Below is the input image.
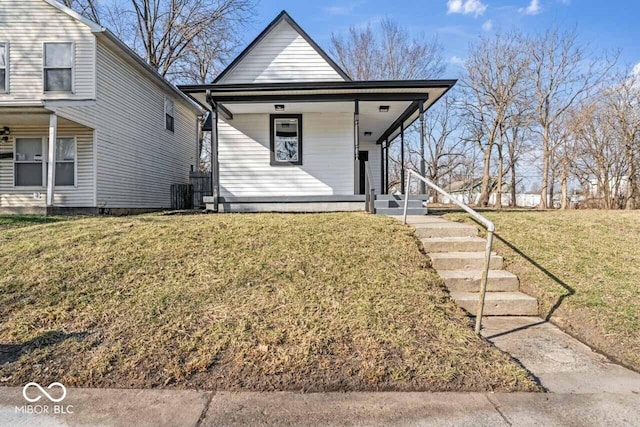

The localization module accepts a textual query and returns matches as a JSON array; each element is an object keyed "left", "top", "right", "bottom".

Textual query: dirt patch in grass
[
  {"left": 0, "top": 213, "right": 538, "bottom": 391},
  {"left": 446, "top": 210, "right": 640, "bottom": 372}
]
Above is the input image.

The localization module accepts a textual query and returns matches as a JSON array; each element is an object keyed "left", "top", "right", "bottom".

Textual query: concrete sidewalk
[{"left": 1, "top": 388, "right": 639, "bottom": 427}]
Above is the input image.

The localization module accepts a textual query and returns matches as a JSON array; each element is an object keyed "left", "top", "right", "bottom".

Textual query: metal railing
[
  {"left": 364, "top": 161, "right": 376, "bottom": 214},
  {"left": 403, "top": 170, "right": 495, "bottom": 335}
]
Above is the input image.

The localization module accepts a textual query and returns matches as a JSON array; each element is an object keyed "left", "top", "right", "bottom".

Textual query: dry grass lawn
[
  {"left": 446, "top": 210, "right": 640, "bottom": 371},
  {"left": 0, "top": 213, "right": 537, "bottom": 392}
]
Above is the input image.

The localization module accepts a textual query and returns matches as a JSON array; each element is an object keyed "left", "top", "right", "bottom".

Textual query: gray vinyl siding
[
  {"left": 0, "top": 0, "right": 96, "bottom": 101},
  {"left": 59, "top": 41, "right": 199, "bottom": 208},
  {"left": 219, "top": 20, "right": 345, "bottom": 84},
  {"left": 0, "top": 123, "right": 94, "bottom": 208},
  {"left": 218, "top": 113, "right": 354, "bottom": 197}
]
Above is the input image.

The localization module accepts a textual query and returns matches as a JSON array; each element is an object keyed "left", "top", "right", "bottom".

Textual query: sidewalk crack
[
  {"left": 485, "top": 394, "right": 512, "bottom": 427},
  {"left": 195, "top": 391, "right": 215, "bottom": 427}
]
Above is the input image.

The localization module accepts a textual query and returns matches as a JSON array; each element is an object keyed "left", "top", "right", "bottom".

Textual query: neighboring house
[
  {"left": 0, "top": 0, "right": 202, "bottom": 214},
  {"left": 180, "top": 11, "right": 455, "bottom": 213}
]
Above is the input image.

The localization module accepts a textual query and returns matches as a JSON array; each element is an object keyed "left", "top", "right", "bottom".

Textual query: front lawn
[
  {"left": 446, "top": 210, "right": 640, "bottom": 371},
  {"left": 0, "top": 213, "right": 537, "bottom": 391}
]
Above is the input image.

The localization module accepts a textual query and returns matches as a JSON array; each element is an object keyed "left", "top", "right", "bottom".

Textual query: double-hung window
[
  {"left": 54, "top": 138, "right": 76, "bottom": 186},
  {"left": 44, "top": 42, "right": 73, "bottom": 93},
  {"left": 14, "top": 137, "right": 76, "bottom": 187},
  {"left": 165, "top": 97, "right": 175, "bottom": 132},
  {"left": 0, "top": 42, "right": 7, "bottom": 93},
  {"left": 14, "top": 138, "right": 45, "bottom": 187}
]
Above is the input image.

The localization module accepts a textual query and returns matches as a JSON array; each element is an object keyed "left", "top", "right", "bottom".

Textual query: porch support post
[
  {"left": 419, "top": 102, "right": 426, "bottom": 194},
  {"left": 385, "top": 138, "right": 389, "bottom": 195},
  {"left": 380, "top": 143, "right": 384, "bottom": 195},
  {"left": 400, "top": 123, "right": 405, "bottom": 195},
  {"left": 46, "top": 113, "right": 57, "bottom": 208},
  {"left": 354, "top": 99, "right": 360, "bottom": 196},
  {"left": 206, "top": 90, "right": 220, "bottom": 212}
]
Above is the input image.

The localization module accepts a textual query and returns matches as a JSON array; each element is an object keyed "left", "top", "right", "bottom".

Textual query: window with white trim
[
  {"left": 165, "top": 97, "right": 175, "bottom": 132},
  {"left": 44, "top": 42, "right": 73, "bottom": 92},
  {"left": 0, "top": 42, "right": 7, "bottom": 93},
  {"left": 53, "top": 137, "right": 76, "bottom": 186},
  {"left": 13, "top": 137, "right": 76, "bottom": 187}
]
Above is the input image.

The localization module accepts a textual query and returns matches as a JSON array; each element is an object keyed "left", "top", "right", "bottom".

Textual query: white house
[
  {"left": 0, "top": 0, "right": 203, "bottom": 214},
  {"left": 180, "top": 11, "right": 456, "bottom": 213}
]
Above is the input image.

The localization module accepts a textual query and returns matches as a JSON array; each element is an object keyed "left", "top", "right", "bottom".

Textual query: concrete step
[
  {"left": 438, "top": 269, "right": 520, "bottom": 292},
  {"left": 429, "top": 252, "right": 503, "bottom": 270},
  {"left": 422, "top": 236, "right": 487, "bottom": 253},
  {"left": 450, "top": 292, "right": 538, "bottom": 316},
  {"left": 376, "top": 208, "right": 428, "bottom": 216},
  {"left": 376, "top": 194, "right": 430, "bottom": 201},
  {"left": 413, "top": 223, "right": 479, "bottom": 238},
  {"left": 374, "top": 199, "right": 424, "bottom": 209}
]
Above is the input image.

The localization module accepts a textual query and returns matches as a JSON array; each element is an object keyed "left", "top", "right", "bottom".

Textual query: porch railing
[
  {"left": 403, "top": 169, "right": 495, "bottom": 335},
  {"left": 364, "top": 161, "right": 376, "bottom": 214}
]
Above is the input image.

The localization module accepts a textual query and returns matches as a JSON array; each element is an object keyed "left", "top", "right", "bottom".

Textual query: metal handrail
[
  {"left": 364, "top": 161, "right": 376, "bottom": 213},
  {"left": 403, "top": 169, "right": 495, "bottom": 335}
]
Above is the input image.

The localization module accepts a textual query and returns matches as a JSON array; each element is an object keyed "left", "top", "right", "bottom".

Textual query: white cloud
[
  {"left": 482, "top": 19, "right": 493, "bottom": 31},
  {"left": 520, "top": 0, "right": 541, "bottom": 15},
  {"left": 449, "top": 55, "right": 466, "bottom": 66},
  {"left": 325, "top": 1, "right": 364, "bottom": 16},
  {"left": 447, "top": 0, "right": 487, "bottom": 17}
]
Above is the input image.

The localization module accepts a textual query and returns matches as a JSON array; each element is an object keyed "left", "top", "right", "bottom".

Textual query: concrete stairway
[
  {"left": 374, "top": 195, "right": 428, "bottom": 216},
  {"left": 395, "top": 215, "right": 538, "bottom": 316}
]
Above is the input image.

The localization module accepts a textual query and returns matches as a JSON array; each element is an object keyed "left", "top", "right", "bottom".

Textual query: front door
[{"left": 358, "top": 151, "right": 368, "bottom": 195}]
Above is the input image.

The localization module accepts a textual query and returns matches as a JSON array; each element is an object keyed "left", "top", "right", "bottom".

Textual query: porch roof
[{"left": 181, "top": 79, "right": 456, "bottom": 144}]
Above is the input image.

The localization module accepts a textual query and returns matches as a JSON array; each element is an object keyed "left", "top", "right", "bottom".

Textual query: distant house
[
  {"left": 180, "top": 11, "right": 455, "bottom": 213},
  {"left": 0, "top": 0, "right": 203, "bottom": 214}
]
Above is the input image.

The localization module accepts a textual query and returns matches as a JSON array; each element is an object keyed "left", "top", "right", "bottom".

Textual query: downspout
[{"left": 206, "top": 90, "right": 220, "bottom": 212}]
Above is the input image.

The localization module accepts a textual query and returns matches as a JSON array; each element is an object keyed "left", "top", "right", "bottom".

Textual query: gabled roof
[
  {"left": 41, "top": 0, "right": 202, "bottom": 113},
  {"left": 213, "top": 10, "right": 352, "bottom": 83}
]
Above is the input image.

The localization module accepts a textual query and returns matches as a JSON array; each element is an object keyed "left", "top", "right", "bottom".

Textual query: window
[
  {"left": 54, "top": 138, "right": 76, "bottom": 186},
  {"left": 165, "top": 97, "right": 175, "bottom": 132},
  {"left": 44, "top": 42, "right": 73, "bottom": 92},
  {"left": 15, "top": 138, "right": 45, "bottom": 187},
  {"left": 0, "top": 42, "right": 7, "bottom": 93},
  {"left": 270, "top": 114, "right": 302, "bottom": 166},
  {"left": 13, "top": 137, "right": 75, "bottom": 187}
]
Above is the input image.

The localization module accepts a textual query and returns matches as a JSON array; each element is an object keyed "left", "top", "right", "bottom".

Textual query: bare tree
[
  {"left": 65, "top": 0, "right": 255, "bottom": 80},
  {"left": 61, "top": 0, "right": 101, "bottom": 24},
  {"left": 331, "top": 18, "right": 445, "bottom": 80},
  {"left": 460, "top": 31, "right": 530, "bottom": 206},
  {"left": 528, "top": 27, "right": 617, "bottom": 208},
  {"left": 406, "top": 94, "right": 465, "bottom": 200},
  {"left": 330, "top": 18, "right": 445, "bottom": 192},
  {"left": 602, "top": 69, "right": 640, "bottom": 209}
]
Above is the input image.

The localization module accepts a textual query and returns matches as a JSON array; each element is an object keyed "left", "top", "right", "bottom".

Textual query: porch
[
  {"left": 0, "top": 106, "right": 95, "bottom": 214},
  {"left": 180, "top": 80, "right": 455, "bottom": 213}
]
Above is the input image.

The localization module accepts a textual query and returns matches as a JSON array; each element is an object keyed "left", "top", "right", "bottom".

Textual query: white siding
[
  {"left": 219, "top": 20, "right": 345, "bottom": 84},
  {"left": 0, "top": 123, "right": 94, "bottom": 208},
  {"left": 0, "top": 0, "right": 96, "bottom": 101},
  {"left": 219, "top": 113, "right": 354, "bottom": 197},
  {"left": 58, "top": 41, "right": 199, "bottom": 208}
]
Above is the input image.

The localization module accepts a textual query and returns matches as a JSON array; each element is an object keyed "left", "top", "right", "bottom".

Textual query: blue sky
[{"left": 250, "top": 0, "right": 640, "bottom": 77}]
